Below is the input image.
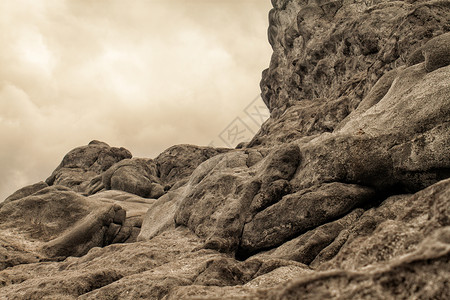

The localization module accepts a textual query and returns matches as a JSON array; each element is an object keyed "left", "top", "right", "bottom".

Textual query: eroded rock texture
[
  {"left": 1, "top": 0, "right": 449, "bottom": 299},
  {"left": 45, "top": 140, "right": 132, "bottom": 194},
  {"left": 261, "top": 0, "right": 450, "bottom": 114}
]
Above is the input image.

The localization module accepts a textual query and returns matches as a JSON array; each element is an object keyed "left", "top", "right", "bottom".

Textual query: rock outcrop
[
  {"left": 97, "top": 158, "right": 163, "bottom": 199},
  {"left": 3, "top": 181, "right": 48, "bottom": 204},
  {"left": 45, "top": 140, "right": 132, "bottom": 194},
  {"left": 1, "top": 0, "right": 449, "bottom": 299},
  {"left": 261, "top": 0, "right": 450, "bottom": 114},
  {"left": 0, "top": 186, "right": 127, "bottom": 269},
  {"left": 154, "top": 144, "right": 231, "bottom": 189}
]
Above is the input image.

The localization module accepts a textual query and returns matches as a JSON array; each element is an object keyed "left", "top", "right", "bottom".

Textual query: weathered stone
[
  {"left": 0, "top": 234, "right": 41, "bottom": 271},
  {"left": 338, "top": 63, "right": 450, "bottom": 138},
  {"left": 249, "top": 98, "right": 351, "bottom": 147},
  {"left": 422, "top": 32, "right": 450, "bottom": 72},
  {"left": 193, "top": 257, "right": 249, "bottom": 287},
  {"left": 335, "top": 68, "right": 400, "bottom": 129},
  {"left": 149, "top": 182, "right": 165, "bottom": 198},
  {"left": 88, "top": 190, "right": 155, "bottom": 218},
  {"left": 261, "top": 0, "right": 450, "bottom": 113},
  {"left": 265, "top": 209, "right": 364, "bottom": 264},
  {"left": 172, "top": 144, "right": 301, "bottom": 254},
  {"left": 165, "top": 258, "right": 312, "bottom": 299},
  {"left": 138, "top": 188, "right": 186, "bottom": 241},
  {"left": 174, "top": 151, "right": 258, "bottom": 253},
  {"left": 260, "top": 143, "right": 300, "bottom": 182},
  {"left": 287, "top": 60, "right": 449, "bottom": 193},
  {"left": 391, "top": 122, "right": 450, "bottom": 191},
  {"left": 290, "top": 133, "right": 399, "bottom": 192},
  {"left": 241, "top": 183, "right": 375, "bottom": 254},
  {"left": 0, "top": 228, "right": 204, "bottom": 299},
  {"left": 3, "top": 181, "right": 48, "bottom": 203},
  {"left": 46, "top": 141, "right": 132, "bottom": 193},
  {"left": 316, "top": 178, "right": 450, "bottom": 271},
  {"left": 275, "top": 228, "right": 450, "bottom": 299},
  {"left": 88, "top": 190, "right": 156, "bottom": 243},
  {"left": 0, "top": 186, "right": 127, "bottom": 266},
  {"left": 154, "top": 144, "right": 231, "bottom": 189},
  {"left": 104, "top": 223, "right": 122, "bottom": 245},
  {"left": 113, "top": 209, "right": 126, "bottom": 225},
  {"left": 249, "top": 179, "right": 291, "bottom": 215},
  {"left": 101, "top": 158, "right": 161, "bottom": 198},
  {"left": 245, "top": 149, "right": 264, "bottom": 167},
  {"left": 0, "top": 1, "right": 449, "bottom": 298}
]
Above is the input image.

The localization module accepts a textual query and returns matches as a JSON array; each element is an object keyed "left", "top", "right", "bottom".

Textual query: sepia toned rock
[
  {"left": 101, "top": 158, "right": 162, "bottom": 198},
  {"left": 154, "top": 144, "right": 231, "bottom": 190},
  {"left": 3, "top": 181, "right": 48, "bottom": 204},
  {"left": 45, "top": 140, "right": 132, "bottom": 193},
  {"left": 1, "top": 0, "right": 449, "bottom": 299},
  {"left": 0, "top": 186, "right": 129, "bottom": 268}
]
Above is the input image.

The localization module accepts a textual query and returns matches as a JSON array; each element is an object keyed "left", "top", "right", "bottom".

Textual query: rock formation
[{"left": 1, "top": 0, "right": 449, "bottom": 299}]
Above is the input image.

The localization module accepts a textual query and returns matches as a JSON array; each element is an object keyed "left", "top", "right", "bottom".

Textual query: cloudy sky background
[{"left": 0, "top": 0, "right": 273, "bottom": 201}]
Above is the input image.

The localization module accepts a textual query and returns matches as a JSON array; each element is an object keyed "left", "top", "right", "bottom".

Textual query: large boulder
[
  {"left": 421, "top": 31, "right": 450, "bottom": 72},
  {"left": 0, "top": 186, "right": 128, "bottom": 268},
  {"left": 262, "top": 209, "right": 364, "bottom": 264},
  {"left": 290, "top": 63, "right": 450, "bottom": 193},
  {"left": 174, "top": 145, "right": 300, "bottom": 253},
  {"left": 84, "top": 145, "right": 231, "bottom": 198},
  {"left": 154, "top": 144, "right": 231, "bottom": 190},
  {"left": 98, "top": 158, "right": 164, "bottom": 199},
  {"left": 46, "top": 141, "right": 132, "bottom": 193},
  {"left": 240, "top": 184, "right": 374, "bottom": 254},
  {"left": 313, "top": 178, "right": 450, "bottom": 271},
  {"left": 337, "top": 62, "right": 450, "bottom": 137},
  {"left": 173, "top": 150, "right": 257, "bottom": 253}
]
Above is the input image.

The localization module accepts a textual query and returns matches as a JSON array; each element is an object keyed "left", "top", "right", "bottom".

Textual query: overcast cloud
[{"left": 0, "top": 0, "right": 273, "bottom": 201}]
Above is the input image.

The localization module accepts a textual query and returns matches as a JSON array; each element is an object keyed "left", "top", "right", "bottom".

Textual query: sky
[{"left": 0, "top": 0, "right": 273, "bottom": 201}]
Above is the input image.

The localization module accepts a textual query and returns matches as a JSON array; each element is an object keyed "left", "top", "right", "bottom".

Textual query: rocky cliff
[{"left": 1, "top": 0, "right": 449, "bottom": 299}]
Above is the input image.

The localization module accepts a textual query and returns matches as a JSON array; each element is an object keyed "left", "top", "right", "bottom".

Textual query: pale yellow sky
[{"left": 0, "top": 0, "right": 273, "bottom": 200}]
